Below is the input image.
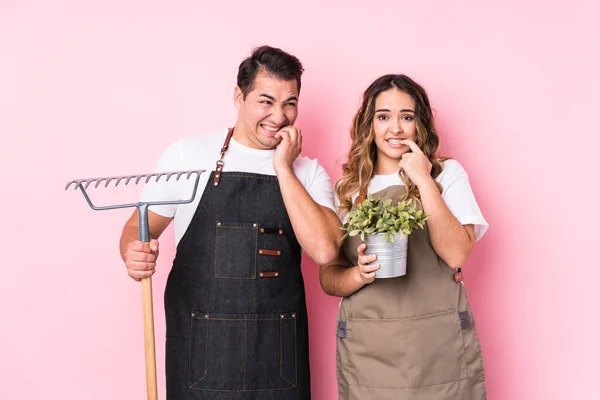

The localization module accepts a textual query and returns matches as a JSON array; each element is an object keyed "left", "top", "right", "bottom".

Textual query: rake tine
[
  {"left": 67, "top": 169, "right": 204, "bottom": 192},
  {"left": 95, "top": 178, "right": 107, "bottom": 188}
]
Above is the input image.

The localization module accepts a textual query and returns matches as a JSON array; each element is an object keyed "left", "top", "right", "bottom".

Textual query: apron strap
[
  {"left": 356, "top": 185, "right": 369, "bottom": 205},
  {"left": 213, "top": 127, "right": 235, "bottom": 187}
]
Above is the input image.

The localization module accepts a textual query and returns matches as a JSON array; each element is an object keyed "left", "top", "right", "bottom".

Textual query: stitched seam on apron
[
  {"left": 346, "top": 308, "right": 456, "bottom": 321},
  {"left": 214, "top": 225, "right": 258, "bottom": 280},
  {"left": 347, "top": 375, "right": 470, "bottom": 389},
  {"left": 188, "top": 316, "right": 209, "bottom": 388},
  {"left": 220, "top": 173, "right": 279, "bottom": 180},
  {"left": 279, "top": 316, "right": 298, "bottom": 388},
  {"left": 189, "top": 388, "right": 295, "bottom": 392},
  {"left": 243, "top": 315, "right": 247, "bottom": 391},
  {"left": 459, "top": 312, "right": 470, "bottom": 379},
  {"left": 187, "top": 313, "right": 193, "bottom": 387},
  {"left": 187, "top": 315, "right": 298, "bottom": 392}
]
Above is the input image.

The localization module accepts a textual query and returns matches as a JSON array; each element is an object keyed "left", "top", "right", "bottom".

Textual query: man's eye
[
  {"left": 286, "top": 103, "right": 297, "bottom": 107},
  {"left": 261, "top": 101, "right": 272, "bottom": 105}
]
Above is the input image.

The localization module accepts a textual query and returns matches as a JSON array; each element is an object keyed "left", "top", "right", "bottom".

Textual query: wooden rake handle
[
  {"left": 139, "top": 204, "right": 158, "bottom": 400},
  {"left": 141, "top": 276, "right": 158, "bottom": 400}
]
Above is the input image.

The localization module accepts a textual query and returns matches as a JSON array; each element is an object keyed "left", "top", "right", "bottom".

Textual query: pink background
[{"left": 2, "top": 1, "right": 599, "bottom": 399}]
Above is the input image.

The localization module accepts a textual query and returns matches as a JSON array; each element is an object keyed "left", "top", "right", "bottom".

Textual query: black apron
[{"left": 164, "top": 129, "right": 311, "bottom": 399}]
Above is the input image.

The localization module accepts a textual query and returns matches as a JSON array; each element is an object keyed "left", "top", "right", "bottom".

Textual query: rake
[{"left": 66, "top": 169, "right": 205, "bottom": 400}]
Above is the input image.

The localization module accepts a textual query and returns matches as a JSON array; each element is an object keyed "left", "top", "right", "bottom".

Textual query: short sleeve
[
  {"left": 304, "top": 161, "right": 336, "bottom": 213},
  {"left": 140, "top": 138, "right": 185, "bottom": 218},
  {"left": 439, "top": 160, "right": 489, "bottom": 241}
]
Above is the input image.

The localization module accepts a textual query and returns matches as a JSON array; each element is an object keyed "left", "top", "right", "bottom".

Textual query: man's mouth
[{"left": 261, "top": 124, "right": 283, "bottom": 134}]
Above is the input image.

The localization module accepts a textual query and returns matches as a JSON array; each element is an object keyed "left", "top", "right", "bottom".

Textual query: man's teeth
[{"left": 262, "top": 125, "right": 279, "bottom": 132}]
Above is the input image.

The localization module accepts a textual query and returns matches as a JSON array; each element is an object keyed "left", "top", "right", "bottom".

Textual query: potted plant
[{"left": 341, "top": 195, "right": 428, "bottom": 278}]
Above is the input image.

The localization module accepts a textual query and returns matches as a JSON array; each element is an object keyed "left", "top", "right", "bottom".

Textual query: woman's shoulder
[
  {"left": 436, "top": 158, "right": 469, "bottom": 184},
  {"left": 441, "top": 158, "right": 467, "bottom": 173}
]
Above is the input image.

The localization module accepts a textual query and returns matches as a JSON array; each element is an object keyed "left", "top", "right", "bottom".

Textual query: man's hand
[
  {"left": 273, "top": 125, "right": 302, "bottom": 173},
  {"left": 123, "top": 239, "right": 160, "bottom": 281}
]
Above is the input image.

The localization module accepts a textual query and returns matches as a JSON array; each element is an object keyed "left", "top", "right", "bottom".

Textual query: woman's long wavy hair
[{"left": 336, "top": 74, "right": 446, "bottom": 216}]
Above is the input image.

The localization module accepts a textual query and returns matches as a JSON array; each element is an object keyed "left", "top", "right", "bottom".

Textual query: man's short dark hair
[{"left": 237, "top": 46, "right": 304, "bottom": 98}]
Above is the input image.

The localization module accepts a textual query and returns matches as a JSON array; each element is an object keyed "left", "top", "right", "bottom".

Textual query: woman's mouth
[{"left": 386, "top": 138, "right": 405, "bottom": 146}]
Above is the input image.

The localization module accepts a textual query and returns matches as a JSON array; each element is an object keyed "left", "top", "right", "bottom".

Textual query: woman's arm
[
  {"left": 398, "top": 140, "right": 475, "bottom": 269},
  {"left": 417, "top": 180, "right": 475, "bottom": 268},
  {"left": 319, "top": 243, "right": 380, "bottom": 297}
]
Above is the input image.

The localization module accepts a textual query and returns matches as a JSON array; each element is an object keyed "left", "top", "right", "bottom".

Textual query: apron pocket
[
  {"left": 339, "top": 318, "right": 409, "bottom": 388},
  {"left": 188, "top": 311, "right": 297, "bottom": 391},
  {"left": 404, "top": 309, "right": 468, "bottom": 387},
  {"left": 214, "top": 221, "right": 258, "bottom": 279}
]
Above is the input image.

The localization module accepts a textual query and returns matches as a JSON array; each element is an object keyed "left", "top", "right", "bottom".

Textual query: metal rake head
[
  {"left": 65, "top": 169, "right": 206, "bottom": 212},
  {"left": 65, "top": 170, "right": 203, "bottom": 190}
]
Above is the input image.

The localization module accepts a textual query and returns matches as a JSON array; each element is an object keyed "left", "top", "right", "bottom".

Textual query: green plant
[{"left": 341, "top": 195, "right": 429, "bottom": 243}]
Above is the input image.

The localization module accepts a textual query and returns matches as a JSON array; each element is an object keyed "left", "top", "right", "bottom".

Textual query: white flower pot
[{"left": 364, "top": 233, "right": 408, "bottom": 278}]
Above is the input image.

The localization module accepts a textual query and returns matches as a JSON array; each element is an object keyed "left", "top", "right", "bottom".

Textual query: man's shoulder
[
  {"left": 177, "top": 128, "right": 228, "bottom": 161},
  {"left": 293, "top": 154, "right": 320, "bottom": 172},
  {"left": 157, "top": 128, "right": 227, "bottom": 170},
  {"left": 179, "top": 128, "right": 228, "bottom": 149},
  {"left": 293, "top": 154, "right": 331, "bottom": 183}
]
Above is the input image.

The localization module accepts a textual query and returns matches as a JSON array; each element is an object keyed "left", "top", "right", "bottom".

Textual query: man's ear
[{"left": 234, "top": 86, "right": 244, "bottom": 110}]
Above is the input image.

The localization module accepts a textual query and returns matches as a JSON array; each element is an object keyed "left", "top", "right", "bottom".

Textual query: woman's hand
[
  {"left": 354, "top": 243, "right": 380, "bottom": 285},
  {"left": 398, "top": 139, "right": 433, "bottom": 188}
]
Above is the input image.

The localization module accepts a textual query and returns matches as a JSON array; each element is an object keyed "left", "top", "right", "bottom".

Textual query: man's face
[{"left": 234, "top": 70, "right": 299, "bottom": 149}]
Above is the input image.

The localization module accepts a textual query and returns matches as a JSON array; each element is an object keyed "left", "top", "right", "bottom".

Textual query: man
[{"left": 119, "top": 46, "right": 341, "bottom": 399}]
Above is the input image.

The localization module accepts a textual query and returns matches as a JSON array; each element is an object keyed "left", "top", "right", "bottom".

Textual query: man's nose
[{"left": 270, "top": 105, "right": 287, "bottom": 125}]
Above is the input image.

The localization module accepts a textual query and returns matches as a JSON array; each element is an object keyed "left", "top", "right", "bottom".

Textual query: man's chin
[{"left": 259, "top": 135, "right": 282, "bottom": 149}]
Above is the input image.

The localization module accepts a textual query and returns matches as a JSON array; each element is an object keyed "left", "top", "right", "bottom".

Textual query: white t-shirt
[
  {"left": 141, "top": 128, "right": 335, "bottom": 245},
  {"left": 334, "top": 159, "right": 489, "bottom": 241}
]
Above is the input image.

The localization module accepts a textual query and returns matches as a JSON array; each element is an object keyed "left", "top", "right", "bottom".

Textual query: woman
[{"left": 320, "top": 74, "right": 488, "bottom": 399}]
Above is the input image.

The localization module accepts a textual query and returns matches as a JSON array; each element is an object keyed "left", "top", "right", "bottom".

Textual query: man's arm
[
  {"left": 119, "top": 210, "right": 173, "bottom": 281},
  {"left": 277, "top": 169, "right": 342, "bottom": 265},
  {"left": 273, "top": 127, "right": 342, "bottom": 265}
]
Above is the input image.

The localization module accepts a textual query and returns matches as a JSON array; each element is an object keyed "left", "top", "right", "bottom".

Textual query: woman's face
[{"left": 372, "top": 88, "right": 417, "bottom": 174}]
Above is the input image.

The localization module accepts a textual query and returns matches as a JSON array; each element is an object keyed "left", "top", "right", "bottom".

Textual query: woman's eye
[
  {"left": 378, "top": 115, "right": 388, "bottom": 121},
  {"left": 402, "top": 115, "right": 414, "bottom": 121}
]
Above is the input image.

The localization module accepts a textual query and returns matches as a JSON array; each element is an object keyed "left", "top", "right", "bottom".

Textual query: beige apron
[{"left": 336, "top": 185, "right": 486, "bottom": 400}]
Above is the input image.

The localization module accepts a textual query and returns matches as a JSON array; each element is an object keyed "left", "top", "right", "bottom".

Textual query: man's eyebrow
[
  {"left": 374, "top": 108, "right": 415, "bottom": 113},
  {"left": 259, "top": 94, "right": 298, "bottom": 102}
]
